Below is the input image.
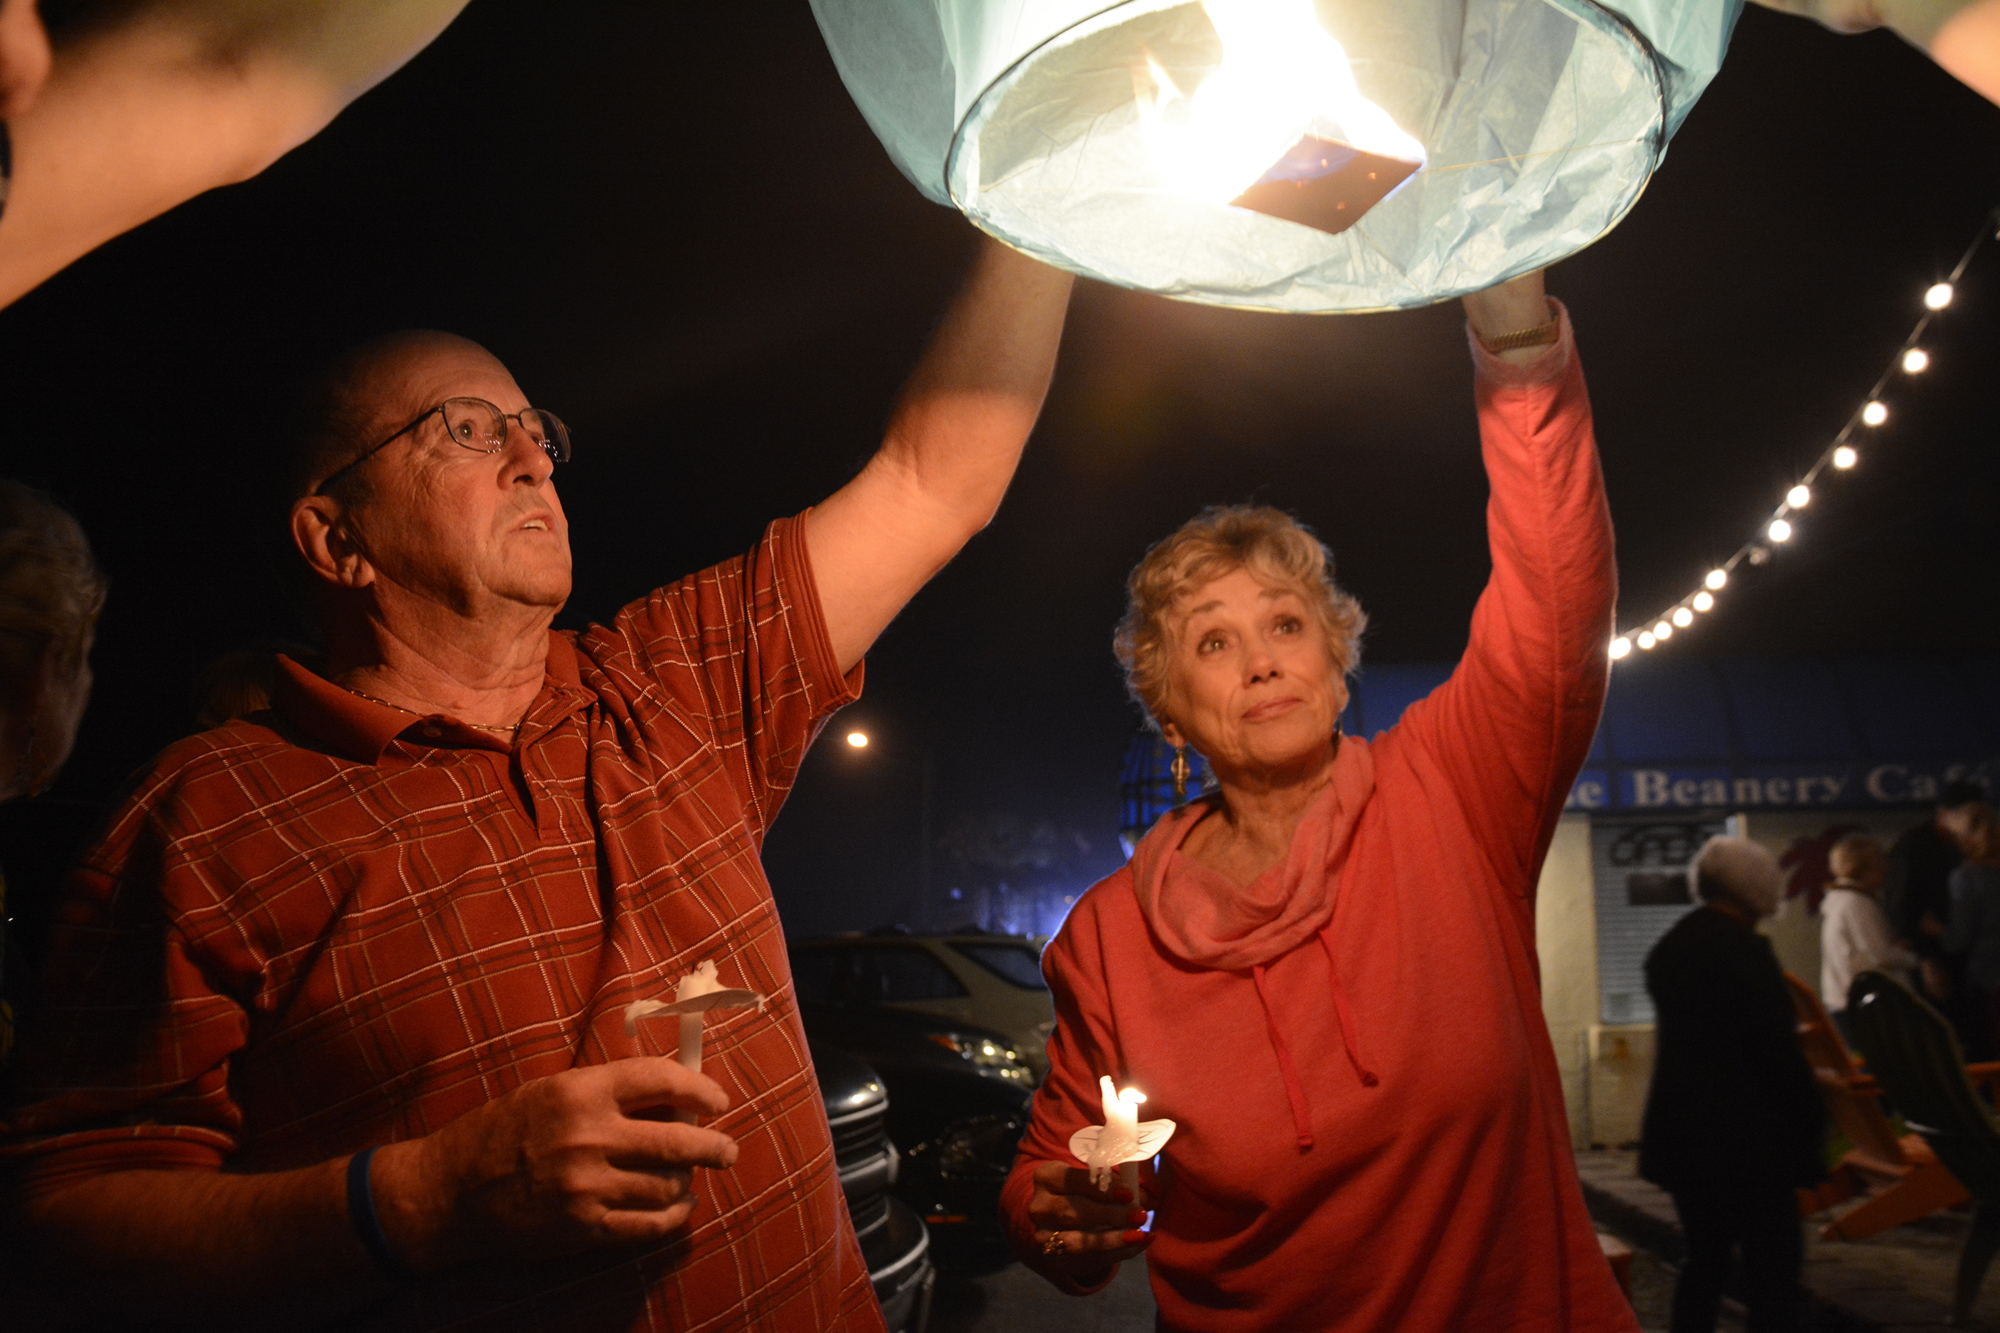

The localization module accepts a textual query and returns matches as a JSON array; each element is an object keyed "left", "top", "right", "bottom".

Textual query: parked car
[
  {"left": 790, "top": 932, "right": 1056, "bottom": 1078},
  {"left": 810, "top": 1039, "right": 935, "bottom": 1331},
  {"left": 803, "top": 1001, "right": 1033, "bottom": 1271}
]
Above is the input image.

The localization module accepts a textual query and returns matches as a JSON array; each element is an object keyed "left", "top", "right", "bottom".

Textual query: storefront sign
[{"left": 1565, "top": 759, "right": 1997, "bottom": 812}]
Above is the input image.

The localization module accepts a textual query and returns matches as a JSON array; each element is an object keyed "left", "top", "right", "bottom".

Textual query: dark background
[{"left": 3, "top": 2, "right": 1998, "bottom": 941}]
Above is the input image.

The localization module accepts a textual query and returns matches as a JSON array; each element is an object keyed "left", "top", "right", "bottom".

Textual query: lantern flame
[{"left": 1138, "top": 0, "right": 1425, "bottom": 205}]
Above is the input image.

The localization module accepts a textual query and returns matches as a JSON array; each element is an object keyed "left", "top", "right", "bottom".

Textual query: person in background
[
  {"left": 0, "top": 479, "right": 102, "bottom": 1070},
  {"left": 0, "top": 479, "right": 102, "bottom": 1331},
  {"left": 1642, "top": 835, "right": 1825, "bottom": 1333},
  {"left": 0, "top": 0, "right": 472, "bottom": 308},
  {"left": 1945, "top": 805, "right": 2000, "bottom": 1058},
  {"left": 1820, "top": 833, "right": 1916, "bottom": 1047},
  {"left": 188, "top": 642, "right": 319, "bottom": 733},
  {"left": 1751, "top": 0, "right": 2000, "bottom": 106},
  {"left": 1884, "top": 781, "right": 1988, "bottom": 1005}
]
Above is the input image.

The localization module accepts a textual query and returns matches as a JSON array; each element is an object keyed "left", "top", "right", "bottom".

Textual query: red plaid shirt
[{"left": 5, "top": 515, "right": 885, "bottom": 1333}]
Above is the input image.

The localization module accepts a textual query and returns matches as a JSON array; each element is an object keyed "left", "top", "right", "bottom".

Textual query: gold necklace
[{"left": 342, "top": 685, "right": 521, "bottom": 735}]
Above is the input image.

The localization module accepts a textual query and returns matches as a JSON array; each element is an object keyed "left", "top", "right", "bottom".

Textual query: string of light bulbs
[{"left": 1609, "top": 205, "right": 2000, "bottom": 662}]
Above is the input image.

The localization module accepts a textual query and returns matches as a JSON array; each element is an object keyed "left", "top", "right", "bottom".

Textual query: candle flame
[
  {"left": 1120, "top": 1088, "right": 1146, "bottom": 1105},
  {"left": 1137, "top": 0, "right": 1425, "bottom": 204}
]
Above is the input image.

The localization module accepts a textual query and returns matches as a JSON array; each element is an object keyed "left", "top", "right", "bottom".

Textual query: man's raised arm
[
  {"left": 0, "top": 0, "right": 470, "bottom": 308},
  {"left": 806, "top": 236, "right": 1075, "bottom": 673}
]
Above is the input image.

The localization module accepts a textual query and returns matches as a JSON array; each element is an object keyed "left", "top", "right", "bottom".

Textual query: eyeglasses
[{"left": 314, "top": 397, "right": 571, "bottom": 496}]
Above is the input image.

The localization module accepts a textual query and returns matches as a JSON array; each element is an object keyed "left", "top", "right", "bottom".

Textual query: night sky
[{"left": 3, "top": 3, "right": 1998, "bottom": 940}]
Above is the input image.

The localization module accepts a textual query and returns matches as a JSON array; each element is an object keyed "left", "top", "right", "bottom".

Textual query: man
[
  {"left": 1884, "top": 780, "right": 1987, "bottom": 1011},
  {"left": 1641, "top": 836, "right": 1825, "bottom": 1333},
  {"left": 2, "top": 235, "right": 1073, "bottom": 1331}
]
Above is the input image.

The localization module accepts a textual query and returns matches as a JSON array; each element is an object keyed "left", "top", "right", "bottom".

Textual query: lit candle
[
  {"left": 1070, "top": 1074, "right": 1176, "bottom": 1197},
  {"left": 1113, "top": 1087, "right": 1146, "bottom": 1193},
  {"left": 624, "top": 960, "right": 766, "bottom": 1123}
]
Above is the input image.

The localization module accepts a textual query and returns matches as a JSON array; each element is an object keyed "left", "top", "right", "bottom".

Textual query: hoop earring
[{"left": 1171, "top": 744, "right": 1190, "bottom": 801}]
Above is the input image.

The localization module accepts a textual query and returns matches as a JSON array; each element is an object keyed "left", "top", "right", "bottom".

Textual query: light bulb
[
  {"left": 1768, "top": 517, "right": 1793, "bottom": 542},
  {"left": 1926, "top": 282, "right": 1953, "bottom": 310},
  {"left": 846, "top": 731, "right": 869, "bottom": 748},
  {"left": 1609, "top": 636, "right": 1632, "bottom": 659},
  {"left": 1787, "top": 484, "right": 1811, "bottom": 508},
  {"left": 1861, "top": 400, "right": 1888, "bottom": 426},
  {"left": 1903, "top": 347, "right": 1929, "bottom": 374},
  {"left": 1833, "top": 445, "right": 1858, "bottom": 469},
  {"left": 1672, "top": 607, "right": 1694, "bottom": 628},
  {"left": 1693, "top": 591, "right": 1715, "bottom": 612},
  {"left": 1638, "top": 631, "right": 1656, "bottom": 650},
  {"left": 1705, "top": 568, "right": 1728, "bottom": 590},
  {"left": 1654, "top": 620, "right": 1673, "bottom": 640}
]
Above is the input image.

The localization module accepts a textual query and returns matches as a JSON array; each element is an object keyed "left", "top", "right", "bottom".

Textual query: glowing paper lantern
[{"left": 811, "top": 0, "right": 1743, "bottom": 311}]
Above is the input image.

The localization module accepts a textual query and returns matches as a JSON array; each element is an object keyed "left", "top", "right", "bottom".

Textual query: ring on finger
[{"left": 1040, "top": 1230, "right": 1069, "bottom": 1256}]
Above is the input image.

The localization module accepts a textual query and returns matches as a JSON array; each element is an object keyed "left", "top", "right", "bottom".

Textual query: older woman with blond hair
[{"left": 999, "top": 271, "right": 1633, "bottom": 1332}]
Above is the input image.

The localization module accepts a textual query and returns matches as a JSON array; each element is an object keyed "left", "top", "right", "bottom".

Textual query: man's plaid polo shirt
[{"left": 5, "top": 514, "right": 887, "bottom": 1332}]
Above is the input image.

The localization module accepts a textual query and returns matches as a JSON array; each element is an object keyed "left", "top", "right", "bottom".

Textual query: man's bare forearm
[
  {"left": 0, "top": 0, "right": 471, "bottom": 307},
  {"left": 807, "top": 236, "right": 1075, "bottom": 671},
  {"left": 16, "top": 1159, "right": 391, "bottom": 1328}
]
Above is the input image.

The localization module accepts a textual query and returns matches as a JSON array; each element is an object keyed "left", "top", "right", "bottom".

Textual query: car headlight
[{"left": 927, "top": 1032, "right": 1034, "bottom": 1084}]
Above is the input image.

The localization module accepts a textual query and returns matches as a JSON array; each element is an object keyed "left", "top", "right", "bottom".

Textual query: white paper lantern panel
[{"left": 811, "top": 0, "right": 1743, "bottom": 312}]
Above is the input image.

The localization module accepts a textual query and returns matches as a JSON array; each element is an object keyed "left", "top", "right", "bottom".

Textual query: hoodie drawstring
[
  {"left": 1318, "top": 926, "right": 1379, "bottom": 1089},
  {"left": 1250, "top": 963, "right": 1315, "bottom": 1150}
]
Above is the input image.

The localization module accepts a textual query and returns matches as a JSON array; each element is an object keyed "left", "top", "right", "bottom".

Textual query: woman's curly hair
[{"left": 1113, "top": 504, "right": 1364, "bottom": 729}]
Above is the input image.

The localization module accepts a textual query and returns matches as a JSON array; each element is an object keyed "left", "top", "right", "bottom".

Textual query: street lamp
[{"left": 839, "top": 725, "right": 937, "bottom": 915}]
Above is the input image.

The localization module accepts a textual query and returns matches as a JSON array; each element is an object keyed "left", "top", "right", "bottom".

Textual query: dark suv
[{"left": 811, "top": 1039, "right": 935, "bottom": 1331}]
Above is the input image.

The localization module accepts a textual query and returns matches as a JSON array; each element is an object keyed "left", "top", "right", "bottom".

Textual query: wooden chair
[
  {"left": 1846, "top": 970, "right": 2000, "bottom": 1326},
  {"left": 1781, "top": 971, "right": 1973, "bottom": 1239}
]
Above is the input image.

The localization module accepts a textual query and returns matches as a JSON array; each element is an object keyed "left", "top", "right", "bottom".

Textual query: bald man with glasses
[{"left": 3, "top": 239, "right": 1073, "bottom": 1332}]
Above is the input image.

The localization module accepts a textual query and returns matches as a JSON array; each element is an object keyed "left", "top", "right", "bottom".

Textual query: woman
[
  {"left": 0, "top": 480, "right": 101, "bottom": 1054},
  {"left": 1640, "top": 836, "right": 1824, "bottom": 1333},
  {"left": 1001, "top": 271, "right": 1633, "bottom": 1331},
  {"left": 1820, "top": 833, "right": 1916, "bottom": 1043}
]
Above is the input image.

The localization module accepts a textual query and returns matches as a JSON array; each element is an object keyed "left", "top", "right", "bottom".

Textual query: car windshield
[{"left": 950, "top": 942, "right": 1048, "bottom": 991}]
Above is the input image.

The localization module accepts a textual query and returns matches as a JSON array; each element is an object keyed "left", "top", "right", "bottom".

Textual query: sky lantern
[{"left": 810, "top": 0, "right": 1743, "bottom": 312}]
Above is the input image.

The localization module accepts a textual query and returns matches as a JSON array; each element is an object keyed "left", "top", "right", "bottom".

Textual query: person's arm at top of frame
[
  {"left": 806, "top": 234, "right": 1074, "bottom": 675},
  {"left": 0, "top": 0, "right": 472, "bottom": 309},
  {"left": 1750, "top": 0, "right": 2000, "bottom": 106}
]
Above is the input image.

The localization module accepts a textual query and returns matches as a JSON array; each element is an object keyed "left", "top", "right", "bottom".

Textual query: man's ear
[{"left": 289, "top": 497, "right": 375, "bottom": 590}]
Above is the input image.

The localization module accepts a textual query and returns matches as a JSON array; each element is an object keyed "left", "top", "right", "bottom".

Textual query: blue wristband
[{"left": 346, "top": 1146, "right": 413, "bottom": 1282}]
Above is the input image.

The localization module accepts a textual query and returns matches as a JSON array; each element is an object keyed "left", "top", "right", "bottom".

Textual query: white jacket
[{"left": 1821, "top": 885, "right": 1917, "bottom": 1012}]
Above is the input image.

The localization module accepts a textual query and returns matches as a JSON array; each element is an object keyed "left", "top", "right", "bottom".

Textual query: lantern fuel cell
[
  {"left": 1229, "top": 136, "right": 1421, "bottom": 236},
  {"left": 810, "top": 0, "right": 1744, "bottom": 313}
]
